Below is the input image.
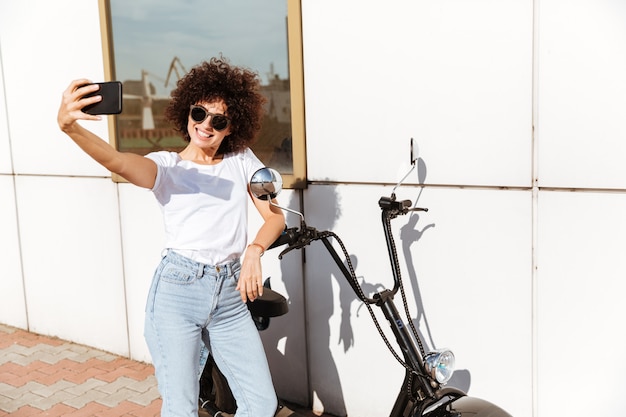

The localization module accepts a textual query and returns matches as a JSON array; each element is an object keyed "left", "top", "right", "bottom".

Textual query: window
[{"left": 97, "top": 0, "right": 306, "bottom": 187}]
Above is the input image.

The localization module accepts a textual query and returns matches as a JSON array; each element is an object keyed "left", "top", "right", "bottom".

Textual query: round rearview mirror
[{"left": 250, "top": 167, "right": 283, "bottom": 200}]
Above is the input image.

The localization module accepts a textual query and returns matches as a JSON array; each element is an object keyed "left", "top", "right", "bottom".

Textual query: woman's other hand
[{"left": 237, "top": 244, "right": 265, "bottom": 302}]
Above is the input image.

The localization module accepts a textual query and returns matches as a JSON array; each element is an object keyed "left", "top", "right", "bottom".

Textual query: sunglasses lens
[
  {"left": 190, "top": 106, "right": 207, "bottom": 123},
  {"left": 211, "top": 115, "right": 229, "bottom": 131},
  {"left": 190, "top": 106, "right": 229, "bottom": 131}
]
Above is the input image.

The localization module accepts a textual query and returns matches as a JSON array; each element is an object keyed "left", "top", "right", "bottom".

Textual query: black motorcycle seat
[{"left": 246, "top": 287, "right": 289, "bottom": 318}]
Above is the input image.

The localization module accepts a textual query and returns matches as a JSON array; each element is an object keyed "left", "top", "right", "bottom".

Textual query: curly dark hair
[{"left": 164, "top": 57, "right": 266, "bottom": 154}]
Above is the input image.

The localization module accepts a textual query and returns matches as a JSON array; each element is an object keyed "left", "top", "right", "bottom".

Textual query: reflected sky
[{"left": 110, "top": 0, "right": 289, "bottom": 95}]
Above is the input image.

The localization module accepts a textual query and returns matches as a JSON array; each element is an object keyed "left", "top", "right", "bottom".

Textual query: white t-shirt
[{"left": 145, "top": 148, "right": 264, "bottom": 265}]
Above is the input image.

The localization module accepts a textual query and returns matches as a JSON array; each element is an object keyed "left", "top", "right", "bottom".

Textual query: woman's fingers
[
  {"left": 238, "top": 277, "right": 264, "bottom": 303},
  {"left": 58, "top": 79, "right": 102, "bottom": 129}
]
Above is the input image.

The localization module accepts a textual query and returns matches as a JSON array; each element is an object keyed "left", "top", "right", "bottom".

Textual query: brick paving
[
  {"left": 0, "top": 323, "right": 161, "bottom": 417},
  {"left": 0, "top": 324, "right": 332, "bottom": 417}
]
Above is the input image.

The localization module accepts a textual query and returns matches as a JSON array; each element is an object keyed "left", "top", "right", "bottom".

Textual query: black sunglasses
[{"left": 189, "top": 105, "right": 231, "bottom": 131}]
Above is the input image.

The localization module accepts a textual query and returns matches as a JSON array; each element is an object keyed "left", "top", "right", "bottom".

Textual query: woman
[{"left": 57, "top": 57, "right": 285, "bottom": 417}]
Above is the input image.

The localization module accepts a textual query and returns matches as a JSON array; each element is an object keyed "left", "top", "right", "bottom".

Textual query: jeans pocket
[
  {"left": 160, "top": 263, "right": 197, "bottom": 285},
  {"left": 228, "top": 269, "right": 242, "bottom": 289}
]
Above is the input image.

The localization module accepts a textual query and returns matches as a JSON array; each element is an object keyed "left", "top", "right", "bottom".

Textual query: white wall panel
[
  {"left": 303, "top": 183, "right": 531, "bottom": 417},
  {"left": 0, "top": 176, "right": 27, "bottom": 329},
  {"left": 537, "top": 0, "right": 626, "bottom": 189},
  {"left": 117, "top": 183, "right": 164, "bottom": 362},
  {"left": 0, "top": 0, "right": 110, "bottom": 177},
  {"left": 537, "top": 190, "right": 626, "bottom": 416},
  {"left": 412, "top": 186, "right": 532, "bottom": 417},
  {"left": 15, "top": 175, "right": 128, "bottom": 355},
  {"left": 0, "top": 51, "right": 12, "bottom": 175},
  {"left": 302, "top": 0, "right": 533, "bottom": 187}
]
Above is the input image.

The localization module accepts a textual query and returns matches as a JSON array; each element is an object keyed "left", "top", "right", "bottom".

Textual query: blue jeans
[{"left": 144, "top": 250, "right": 277, "bottom": 417}]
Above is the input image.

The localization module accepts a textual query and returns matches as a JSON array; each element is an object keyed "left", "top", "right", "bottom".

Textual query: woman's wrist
[{"left": 247, "top": 242, "right": 265, "bottom": 257}]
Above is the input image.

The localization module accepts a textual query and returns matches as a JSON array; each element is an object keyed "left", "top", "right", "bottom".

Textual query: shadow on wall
[
  {"left": 398, "top": 155, "right": 471, "bottom": 393},
  {"left": 260, "top": 188, "right": 349, "bottom": 416},
  {"left": 281, "top": 186, "right": 351, "bottom": 416}
]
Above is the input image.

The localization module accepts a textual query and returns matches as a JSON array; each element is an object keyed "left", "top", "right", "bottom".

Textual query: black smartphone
[{"left": 82, "top": 81, "right": 123, "bottom": 115}]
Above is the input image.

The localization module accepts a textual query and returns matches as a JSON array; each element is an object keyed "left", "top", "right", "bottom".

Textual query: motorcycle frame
[{"left": 317, "top": 201, "right": 449, "bottom": 417}]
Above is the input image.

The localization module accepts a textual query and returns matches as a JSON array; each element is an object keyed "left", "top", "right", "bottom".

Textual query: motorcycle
[{"left": 199, "top": 140, "right": 513, "bottom": 417}]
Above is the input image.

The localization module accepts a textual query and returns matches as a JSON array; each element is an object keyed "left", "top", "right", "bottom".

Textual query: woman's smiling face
[{"left": 186, "top": 99, "right": 231, "bottom": 152}]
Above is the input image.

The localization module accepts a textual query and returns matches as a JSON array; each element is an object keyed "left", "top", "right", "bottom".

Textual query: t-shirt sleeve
[{"left": 144, "top": 151, "right": 174, "bottom": 193}]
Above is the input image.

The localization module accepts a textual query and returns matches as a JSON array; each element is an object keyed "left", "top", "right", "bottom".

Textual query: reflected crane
[
  {"left": 123, "top": 57, "right": 186, "bottom": 130},
  {"left": 165, "top": 56, "right": 187, "bottom": 89}
]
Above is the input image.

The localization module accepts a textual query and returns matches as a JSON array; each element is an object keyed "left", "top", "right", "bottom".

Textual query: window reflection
[{"left": 107, "top": 0, "right": 295, "bottom": 175}]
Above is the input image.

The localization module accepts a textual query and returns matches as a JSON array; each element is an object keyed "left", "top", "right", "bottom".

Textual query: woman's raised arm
[{"left": 57, "top": 79, "right": 158, "bottom": 189}]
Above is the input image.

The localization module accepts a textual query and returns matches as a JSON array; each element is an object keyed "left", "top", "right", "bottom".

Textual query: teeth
[{"left": 198, "top": 130, "right": 211, "bottom": 138}]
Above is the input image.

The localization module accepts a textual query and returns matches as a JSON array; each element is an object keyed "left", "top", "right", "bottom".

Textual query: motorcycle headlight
[{"left": 424, "top": 349, "right": 455, "bottom": 384}]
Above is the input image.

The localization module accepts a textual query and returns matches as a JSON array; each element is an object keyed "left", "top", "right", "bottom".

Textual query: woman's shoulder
[
  {"left": 224, "top": 147, "right": 257, "bottom": 162},
  {"left": 225, "top": 148, "right": 264, "bottom": 178},
  {"left": 235, "top": 147, "right": 261, "bottom": 159}
]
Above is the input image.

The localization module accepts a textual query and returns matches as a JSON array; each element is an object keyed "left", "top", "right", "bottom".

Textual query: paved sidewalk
[
  {"left": 0, "top": 324, "right": 333, "bottom": 417},
  {"left": 0, "top": 323, "right": 160, "bottom": 416}
]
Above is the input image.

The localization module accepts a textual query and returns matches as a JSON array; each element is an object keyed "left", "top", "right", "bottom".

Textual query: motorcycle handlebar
[
  {"left": 266, "top": 196, "right": 429, "bottom": 304},
  {"left": 378, "top": 196, "right": 428, "bottom": 214},
  {"left": 268, "top": 196, "right": 428, "bottom": 252},
  {"left": 268, "top": 226, "right": 300, "bottom": 250}
]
